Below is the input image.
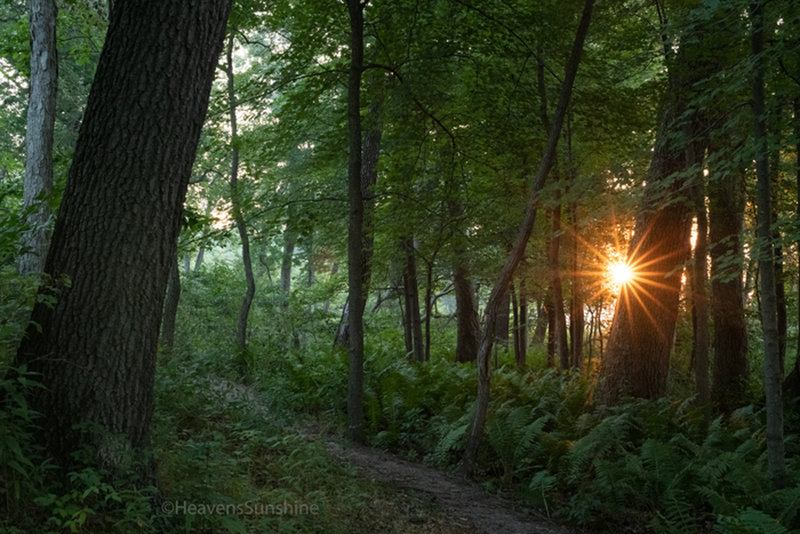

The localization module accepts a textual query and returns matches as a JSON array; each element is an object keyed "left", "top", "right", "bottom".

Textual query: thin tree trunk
[
  {"left": 785, "top": 99, "right": 800, "bottom": 396},
  {"left": 424, "top": 261, "right": 433, "bottom": 362},
  {"left": 14, "top": 0, "right": 230, "bottom": 473},
  {"left": 225, "top": 34, "right": 255, "bottom": 351},
  {"left": 281, "top": 217, "right": 297, "bottom": 299},
  {"left": 19, "top": 0, "right": 57, "bottom": 274},
  {"left": 548, "top": 207, "right": 570, "bottom": 370},
  {"left": 194, "top": 247, "right": 205, "bottom": 272},
  {"left": 160, "top": 255, "right": 181, "bottom": 348},
  {"left": 334, "top": 78, "right": 383, "bottom": 349},
  {"left": 404, "top": 238, "right": 424, "bottom": 362},
  {"left": 531, "top": 298, "right": 546, "bottom": 345},
  {"left": 461, "top": 0, "right": 594, "bottom": 475},
  {"left": 346, "top": 0, "right": 366, "bottom": 443},
  {"left": 750, "top": 0, "right": 785, "bottom": 488}
]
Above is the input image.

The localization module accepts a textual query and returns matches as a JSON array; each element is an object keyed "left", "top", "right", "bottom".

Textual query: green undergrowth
[{"left": 253, "top": 339, "right": 800, "bottom": 534}]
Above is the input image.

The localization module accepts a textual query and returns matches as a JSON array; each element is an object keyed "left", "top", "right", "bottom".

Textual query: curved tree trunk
[
  {"left": 19, "top": 0, "right": 57, "bottom": 274},
  {"left": 15, "top": 0, "right": 230, "bottom": 473},
  {"left": 225, "top": 34, "right": 256, "bottom": 351},
  {"left": 461, "top": 0, "right": 594, "bottom": 475}
]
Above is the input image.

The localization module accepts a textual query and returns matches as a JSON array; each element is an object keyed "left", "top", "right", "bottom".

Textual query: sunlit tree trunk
[
  {"left": 598, "top": 21, "right": 710, "bottom": 404},
  {"left": 14, "top": 0, "right": 230, "bottom": 473},
  {"left": 750, "top": 0, "right": 785, "bottom": 488},
  {"left": 690, "top": 179, "right": 710, "bottom": 406},
  {"left": 19, "top": 0, "right": 57, "bottom": 274}
]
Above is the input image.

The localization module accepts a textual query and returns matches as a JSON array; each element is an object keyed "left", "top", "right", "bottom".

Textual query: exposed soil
[{"left": 321, "top": 438, "right": 586, "bottom": 534}]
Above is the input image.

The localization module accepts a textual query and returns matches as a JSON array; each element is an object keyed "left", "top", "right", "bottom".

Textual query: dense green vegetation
[{"left": 2, "top": 0, "right": 800, "bottom": 532}]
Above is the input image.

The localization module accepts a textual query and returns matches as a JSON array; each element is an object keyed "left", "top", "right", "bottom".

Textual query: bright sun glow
[{"left": 608, "top": 261, "right": 634, "bottom": 287}]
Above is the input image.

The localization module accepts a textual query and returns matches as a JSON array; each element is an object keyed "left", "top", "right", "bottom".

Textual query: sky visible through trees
[{"left": 1, "top": 0, "right": 800, "bottom": 532}]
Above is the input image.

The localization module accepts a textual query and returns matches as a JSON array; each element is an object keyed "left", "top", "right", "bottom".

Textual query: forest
[{"left": 1, "top": 0, "right": 800, "bottom": 532}]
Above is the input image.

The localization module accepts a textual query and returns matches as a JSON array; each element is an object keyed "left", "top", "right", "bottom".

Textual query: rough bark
[
  {"left": 598, "top": 26, "right": 710, "bottom": 404},
  {"left": 690, "top": 180, "right": 710, "bottom": 406},
  {"left": 346, "top": 0, "right": 366, "bottom": 443},
  {"left": 453, "top": 262, "right": 480, "bottom": 363},
  {"left": 160, "top": 255, "right": 181, "bottom": 348},
  {"left": 225, "top": 34, "right": 256, "bottom": 351},
  {"left": 14, "top": 0, "right": 231, "bottom": 471},
  {"left": 18, "top": 0, "right": 57, "bottom": 274},
  {"left": 709, "top": 157, "right": 748, "bottom": 412},
  {"left": 461, "top": 0, "right": 594, "bottom": 475},
  {"left": 750, "top": 0, "right": 786, "bottom": 489}
]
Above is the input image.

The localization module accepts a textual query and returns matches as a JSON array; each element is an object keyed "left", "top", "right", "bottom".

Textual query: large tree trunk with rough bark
[
  {"left": 453, "top": 262, "right": 480, "bottom": 363},
  {"left": 709, "top": 154, "right": 748, "bottom": 412},
  {"left": 19, "top": 0, "right": 57, "bottom": 274},
  {"left": 14, "top": 0, "right": 230, "bottom": 473},
  {"left": 598, "top": 23, "right": 711, "bottom": 404},
  {"left": 690, "top": 179, "right": 709, "bottom": 406},
  {"left": 461, "top": 0, "right": 594, "bottom": 475}
]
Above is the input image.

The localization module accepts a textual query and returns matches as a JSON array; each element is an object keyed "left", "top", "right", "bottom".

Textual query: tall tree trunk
[
  {"left": 194, "top": 247, "right": 205, "bottom": 272},
  {"left": 281, "top": 216, "right": 297, "bottom": 299},
  {"left": 14, "top": 0, "right": 230, "bottom": 473},
  {"left": 709, "top": 151, "right": 748, "bottom": 411},
  {"left": 424, "top": 262, "right": 433, "bottom": 362},
  {"left": 598, "top": 26, "right": 709, "bottom": 404},
  {"left": 461, "top": 0, "right": 594, "bottom": 475},
  {"left": 690, "top": 179, "right": 710, "bottom": 406},
  {"left": 785, "top": 99, "right": 800, "bottom": 396},
  {"left": 770, "top": 104, "right": 787, "bottom": 374},
  {"left": 404, "top": 238, "right": 424, "bottom": 362},
  {"left": 548, "top": 207, "right": 570, "bottom": 370},
  {"left": 19, "top": 0, "right": 57, "bottom": 274},
  {"left": 160, "top": 254, "right": 181, "bottom": 348},
  {"left": 334, "top": 77, "right": 383, "bottom": 349},
  {"left": 345, "top": 0, "right": 366, "bottom": 443},
  {"left": 453, "top": 262, "right": 480, "bottom": 363},
  {"left": 225, "top": 34, "right": 255, "bottom": 351},
  {"left": 512, "top": 281, "right": 528, "bottom": 369},
  {"left": 750, "top": 0, "right": 785, "bottom": 489},
  {"left": 531, "top": 298, "right": 546, "bottom": 345}
]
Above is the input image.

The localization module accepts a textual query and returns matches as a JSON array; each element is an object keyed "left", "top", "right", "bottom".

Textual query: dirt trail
[{"left": 321, "top": 438, "right": 585, "bottom": 534}]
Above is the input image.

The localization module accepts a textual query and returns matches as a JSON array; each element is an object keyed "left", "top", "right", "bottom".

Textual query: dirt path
[{"left": 321, "top": 438, "right": 586, "bottom": 534}]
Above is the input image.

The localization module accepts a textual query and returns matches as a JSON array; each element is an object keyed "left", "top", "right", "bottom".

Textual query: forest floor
[
  {"left": 315, "top": 431, "right": 586, "bottom": 534},
  {"left": 205, "top": 375, "right": 586, "bottom": 533}
]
